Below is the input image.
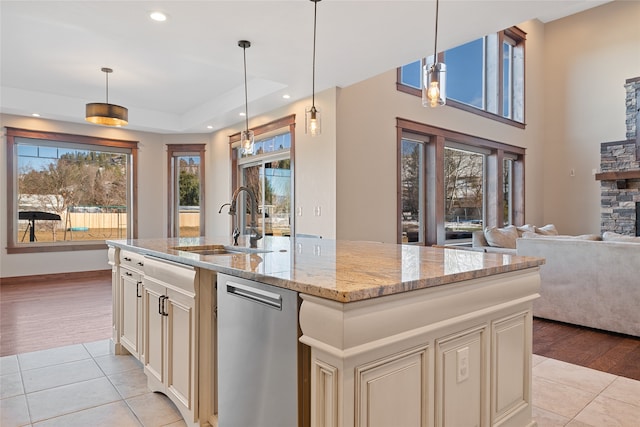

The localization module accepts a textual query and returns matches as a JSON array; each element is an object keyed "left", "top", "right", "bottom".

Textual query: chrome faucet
[{"left": 220, "top": 186, "right": 262, "bottom": 248}]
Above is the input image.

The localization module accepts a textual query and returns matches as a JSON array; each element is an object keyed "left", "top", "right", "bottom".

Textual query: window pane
[
  {"left": 401, "top": 139, "right": 423, "bottom": 243},
  {"left": 503, "top": 158, "right": 513, "bottom": 226},
  {"left": 444, "top": 147, "right": 484, "bottom": 241},
  {"left": 16, "top": 139, "right": 129, "bottom": 243},
  {"left": 400, "top": 60, "right": 422, "bottom": 90},
  {"left": 503, "top": 42, "right": 513, "bottom": 118},
  {"left": 264, "top": 159, "right": 291, "bottom": 237},
  {"left": 176, "top": 155, "right": 201, "bottom": 237},
  {"left": 446, "top": 38, "right": 484, "bottom": 108}
]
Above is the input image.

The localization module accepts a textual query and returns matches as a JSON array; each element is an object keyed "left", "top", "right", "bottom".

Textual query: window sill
[{"left": 7, "top": 242, "right": 108, "bottom": 254}]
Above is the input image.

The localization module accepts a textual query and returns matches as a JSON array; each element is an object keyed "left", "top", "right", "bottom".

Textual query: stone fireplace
[{"left": 597, "top": 77, "right": 640, "bottom": 236}]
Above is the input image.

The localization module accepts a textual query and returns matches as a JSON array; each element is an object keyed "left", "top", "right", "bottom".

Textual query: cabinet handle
[
  {"left": 136, "top": 282, "right": 142, "bottom": 298},
  {"left": 125, "top": 271, "right": 133, "bottom": 277},
  {"left": 158, "top": 295, "right": 164, "bottom": 315},
  {"left": 161, "top": 295, "right": 169, "bottom": 316},
  {"left": 137, "top": 261, "right": 144, "bottom": 266},
  {"left": 123, "top": 257, "right": 132, "bottom": 262}
]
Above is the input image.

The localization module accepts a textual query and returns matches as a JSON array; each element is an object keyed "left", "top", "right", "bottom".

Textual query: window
[
  {"left": 444, "top": 146, "right": 485, "bottom": 241},
  {"left": 396, "top": 119, "right": 525, "bottom": 246},
  {"left": 397, "top": 27, "right": 526, "bottom": 127},
  {"left": 400, "top": 138, "right": 425, "bottom": 243},
  {"left": 167, "top": 144, "right": 205, "bottom": 238},
  {"left": 6, "top": 127, "right": 138, "bottom": 253},
  {"left": 230, "top": 115, "right": 295, "bottom": 238}
]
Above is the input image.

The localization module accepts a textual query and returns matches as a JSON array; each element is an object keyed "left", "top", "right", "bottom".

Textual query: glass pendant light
[
  {"left": 423, "top": 0, "right": 446, "bottom": 108},
  {"left": 238, "top": 40, "right": 255, "bottom": 155},
  {"left": 306, "top": 0, "right": 322, "bottom": 136},
  {"left": 86, "top": 67, "right": 128, "bottom": 127}
]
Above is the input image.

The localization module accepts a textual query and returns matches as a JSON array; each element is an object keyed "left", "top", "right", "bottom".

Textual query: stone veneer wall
[{"left": 600, "top": 78, "right": 640, "bottom": 235}]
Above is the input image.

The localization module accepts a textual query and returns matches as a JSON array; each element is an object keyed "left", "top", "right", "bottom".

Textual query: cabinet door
[
  {"left": 166, "top": 287, "right": 197, "bottom": 414},
  {"left": 119, "top": 267, "right": 142, "bottom": 359},
  {"left": 143, "top": 278, "right": 166, "bottom": 385}
]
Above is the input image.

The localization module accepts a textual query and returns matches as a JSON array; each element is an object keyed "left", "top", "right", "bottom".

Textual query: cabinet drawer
[{"left": 120, "top": 250, "right": 145, "bottom": 273}]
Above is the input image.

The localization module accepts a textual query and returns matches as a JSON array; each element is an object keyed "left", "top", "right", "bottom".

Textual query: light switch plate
[{"left": 457, "top": 347, "right": 469, "bottom": 383}]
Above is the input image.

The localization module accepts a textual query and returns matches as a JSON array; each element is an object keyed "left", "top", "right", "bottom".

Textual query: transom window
[
  {"left": 397, "top": 27, "right": 526, "bottom": 127},
  {"left": 6, "top": 127, "right": 138, "bottom": 253}
]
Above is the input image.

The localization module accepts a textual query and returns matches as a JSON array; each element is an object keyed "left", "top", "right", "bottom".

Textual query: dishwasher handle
[{"left": 226, "top": 282, "right": 283, "bottom": 310}]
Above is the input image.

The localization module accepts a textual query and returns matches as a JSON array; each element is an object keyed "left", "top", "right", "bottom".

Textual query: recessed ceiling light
[
  {"left": 239, "top": 112, "right": 246, "bottom": 117},
  {"left": 207, "top": 125, "right": 213, "bottom": 129},
  {"left": 282, "top": 94, "right": 291, "bottom": 99},
  {"left": 31, "top": 113, "right": 41, "bottom": 117},
  {"left": 150, "top": 11, "right": 167, "bottom": 22}
]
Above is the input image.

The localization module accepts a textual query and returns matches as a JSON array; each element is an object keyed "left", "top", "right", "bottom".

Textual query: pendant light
[
  {"left": 423, "top": 0, "right": 446, "bottom": 108},
  {"left": 305, "top": 0, "right": 321, "bottom": 136},
  {"left": 238, "top": 40, "right": 255, "bottom": 155},
  {"left": 86, "top": 67, "right": 128, "bottom": 127}
]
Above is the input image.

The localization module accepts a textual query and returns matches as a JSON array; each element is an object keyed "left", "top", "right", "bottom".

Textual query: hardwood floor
[
  {"left": 0, "top": 271, "right": 112, "bottom": 356},
  {"left": 533, "top": 317, "right": 640, "bottom": 381},
  {"left": 2, "top": 272, "right": 639, "bottom": 382}
]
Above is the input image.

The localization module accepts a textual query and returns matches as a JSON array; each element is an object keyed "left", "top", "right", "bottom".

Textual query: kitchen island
[{"left": 107, "top": 236, "right": 543, "bottom": 427}]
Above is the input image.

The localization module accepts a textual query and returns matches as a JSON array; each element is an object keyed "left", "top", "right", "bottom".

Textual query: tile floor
[{"left": 2, "top": 340, "right": 639, "bottom": 426}]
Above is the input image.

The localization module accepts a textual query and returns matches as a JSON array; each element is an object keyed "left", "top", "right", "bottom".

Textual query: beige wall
[{"left": 542, "top": 0, "right": 640, "bottom": 235}]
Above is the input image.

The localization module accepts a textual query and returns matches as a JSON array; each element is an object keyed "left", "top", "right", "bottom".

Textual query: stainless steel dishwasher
[{"left": 217, "top": 273, "right": 303, "bottom": 427}]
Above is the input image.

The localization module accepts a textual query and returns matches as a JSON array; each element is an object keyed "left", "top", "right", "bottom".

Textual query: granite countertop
[{"left": 107, "top": 236, "right": 544, "bottom": 303}]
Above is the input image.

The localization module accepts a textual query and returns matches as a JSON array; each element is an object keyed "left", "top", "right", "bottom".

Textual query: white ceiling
[{"left": 0, "top": 0, "right": 610, "bottom": 134}]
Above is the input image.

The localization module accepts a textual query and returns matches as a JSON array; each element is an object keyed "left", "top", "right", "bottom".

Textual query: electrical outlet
[
  {"left": 457, "top": 347, "right": 469, "bottom": 383},
  {"left": 314, "top": 206, "right": 321, "bottom": 216},
  {"left": 297, "top": 207, "right": 303, "bottom": 216}
]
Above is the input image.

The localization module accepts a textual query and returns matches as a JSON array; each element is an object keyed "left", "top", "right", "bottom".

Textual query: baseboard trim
[{"left": 0, "top": 269, "right": 111, "bottom": 286}]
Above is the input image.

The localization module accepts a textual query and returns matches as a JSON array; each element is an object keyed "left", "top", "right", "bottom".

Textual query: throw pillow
[
  {"left": 484, "top": 225, "right": 518, "bottom": 249},
  {"left": 516, "top": 224, "right": 536, "bottom": 236},
  {"left": 602, "top": 231, "right": 640, "bottom": 243},
  {"left": 536, "top": 224, "right": 559, "bottom": 235}
]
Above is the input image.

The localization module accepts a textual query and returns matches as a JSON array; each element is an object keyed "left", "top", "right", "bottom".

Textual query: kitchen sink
[{"left": 171, "top": 244, "right": 272, "bottom": 255}]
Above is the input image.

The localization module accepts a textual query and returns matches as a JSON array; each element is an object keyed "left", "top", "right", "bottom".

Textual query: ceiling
[{"left": 0, "top": 0, "right": 610, "bottom": 134}]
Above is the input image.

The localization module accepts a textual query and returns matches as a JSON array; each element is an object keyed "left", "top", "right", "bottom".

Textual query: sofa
[
  {"left": 471, "top": 223, "right": 561, "bottom": 254},
  {"left": 516, "top": 232, "right": 640, "bottom": 337}
]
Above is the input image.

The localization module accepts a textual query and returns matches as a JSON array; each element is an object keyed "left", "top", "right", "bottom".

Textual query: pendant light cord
[
  {"left": 433, "top": 0, "right": 439, "bottom": 61},
  {"left": 242, "top": 45, "right": 249, "bottom": 132},
  {"left": 312, "top": 0, "right": 318, "bottom": 108},
  {"left": 105, "top": 71, "right": 109, "bottom": 104}
]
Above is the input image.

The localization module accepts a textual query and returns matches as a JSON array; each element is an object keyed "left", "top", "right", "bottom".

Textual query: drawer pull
[
  {"left": 137, "top": 261, "right": 144, "bottom": 266},
  {"left": 123, "top": 257, "right": 132, "bottom": 262},
  {"left": 125, "top": 271, "right": 133, "bottom": 277}
]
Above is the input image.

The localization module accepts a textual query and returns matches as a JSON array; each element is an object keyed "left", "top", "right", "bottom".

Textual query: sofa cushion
[
  {"left": 484, "top": 225, "right": 518, "bottom": 249},
  {"left": 602, "top": 231, "right": 640, "bottom": 243},
  {"left": 521, "top": 232, "right": 601, "bottom": 241},
  {"left": 535, "top": 224, "right": 559, "bottom": 235}
]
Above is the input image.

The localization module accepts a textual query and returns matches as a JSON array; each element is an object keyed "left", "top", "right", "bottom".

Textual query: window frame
[
  {"left": 166, "top": 144, "right": 206, "bottom": 238},
  {"left": 6, "top": 127, "right": 138, "bottom": 253},
  {"left": 396, "top": 118, "right": 525, "bottom": 246},
  {"left": 229, "top": 115, "right": 296, "bottom": 236},
  {"left": 396, "top": 27, "right": 526, "bottom": 129}
]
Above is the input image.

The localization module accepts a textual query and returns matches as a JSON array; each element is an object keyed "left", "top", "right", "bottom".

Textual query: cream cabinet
[
  {"left": 118, "top": 250, "right": 145, "bottom": 360},
  {"left": 142, "top": 256, "right": 198, "bottom": 425}
]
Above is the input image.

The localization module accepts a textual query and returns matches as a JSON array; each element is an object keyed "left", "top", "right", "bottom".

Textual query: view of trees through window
[
  {"left": 176, "top": 155, "right": 201, "bottom": 237},
  {"left": 444, "top": 147, "right": 484, "bottom": 240},
  {"left": 401, "top": 139, "right": 423, "bottom": 243},
  {"left": 16, "top": 142, "right": 129, "bottom": 243}
]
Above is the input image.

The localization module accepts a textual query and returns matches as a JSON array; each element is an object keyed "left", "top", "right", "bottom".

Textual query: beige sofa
[{"left": 516, "top": 236, "right": 640, "bottom": 337}]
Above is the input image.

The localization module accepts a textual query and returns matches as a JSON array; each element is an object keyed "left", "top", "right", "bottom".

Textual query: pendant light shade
[
  {"left": 422, "top": 0, "right": 446, "bottom": 108},
  {"left": 306, "top": 0, "right": 321, "bottom": 136},
  {"left": 86, "top": 67, "right": 128, "bottom": 127},
  {"left": 238, "top": 40, "right": 255, "bottom": 155}
]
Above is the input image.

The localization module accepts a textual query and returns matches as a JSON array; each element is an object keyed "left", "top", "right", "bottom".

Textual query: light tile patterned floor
[
  {"left": 1, "top": 341, "right": 639, "bottom": 426},
  {"left": 0, "top": 340, "right": 186, "bottom": 427}
]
